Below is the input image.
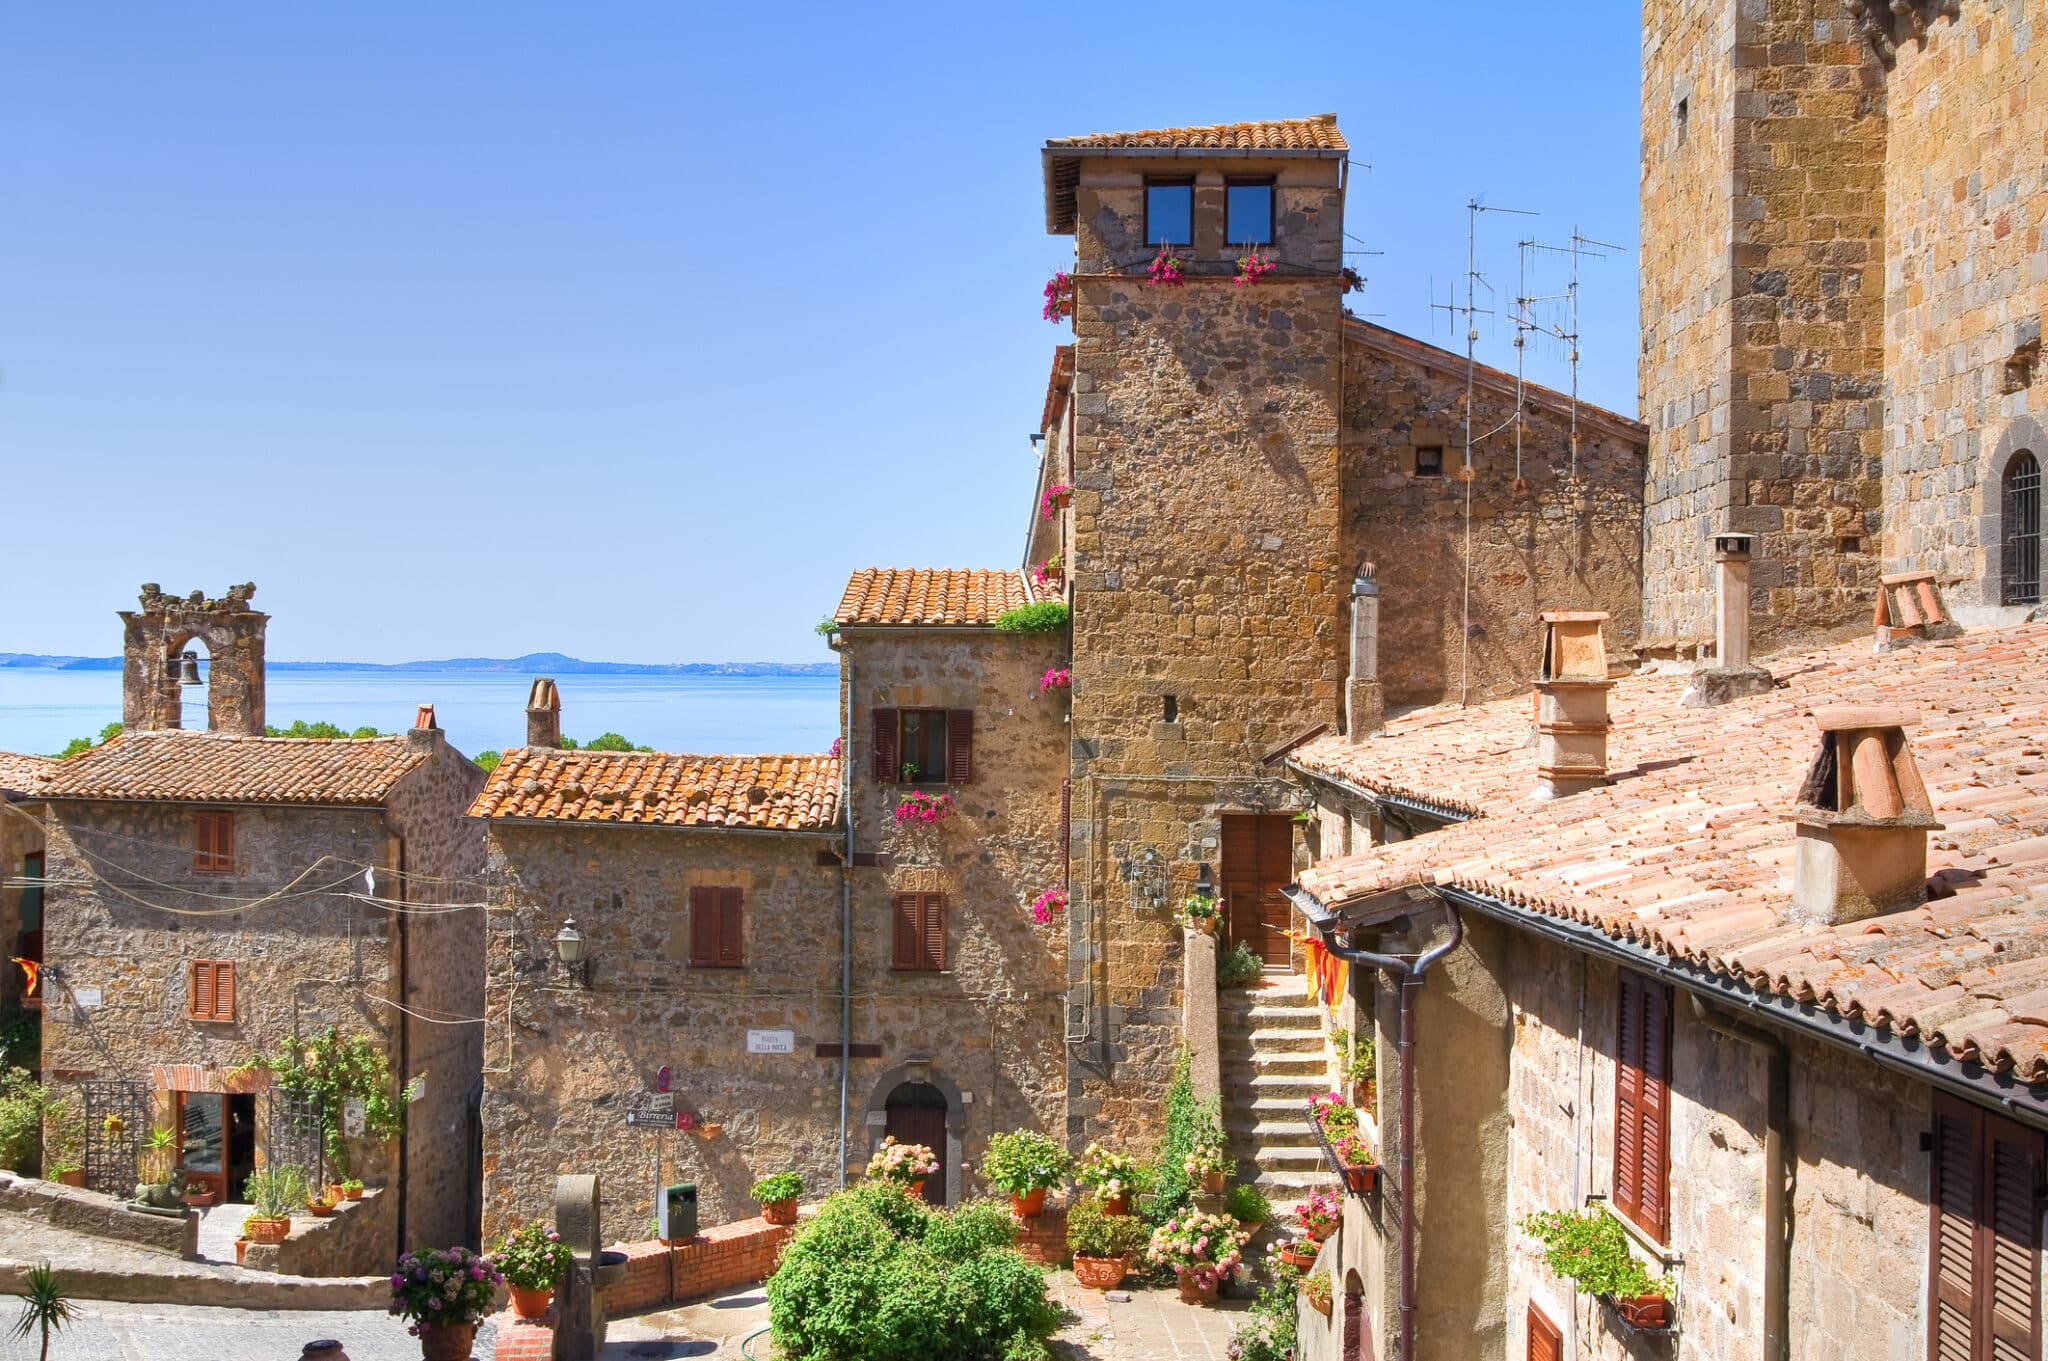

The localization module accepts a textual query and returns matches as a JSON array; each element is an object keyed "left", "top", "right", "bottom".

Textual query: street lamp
[{"left": 554, "top": 917, "right": 590, "bottom": 987}]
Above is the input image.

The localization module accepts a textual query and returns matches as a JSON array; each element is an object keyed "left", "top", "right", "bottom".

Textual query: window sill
[
  {"left": 186, "top": 1015, "right": 236, "bottom": 1024},
  {"left": 890, "top": 967, "right": 950, "bottom": 975},
  {"left": 1589, "top": 1194, "right": 1683, "bottom": 1267}
]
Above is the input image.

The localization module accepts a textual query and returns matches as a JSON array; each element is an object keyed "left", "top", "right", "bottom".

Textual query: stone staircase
[{"left": 1219, "top": 973, "right": 1334, "bottom": 1194}]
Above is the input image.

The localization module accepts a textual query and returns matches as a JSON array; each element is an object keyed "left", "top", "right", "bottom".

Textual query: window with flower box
[{"left": 871, "top": 708, "right": 972, "bottom": 785}]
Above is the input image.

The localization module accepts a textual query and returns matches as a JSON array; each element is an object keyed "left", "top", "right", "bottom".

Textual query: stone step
[
  {"left": 1246, "top": 1169, "right": 1341, "bottom": 1194},
  {"left": 1227, "top": 1028, "right": 1324, "bottom": 1052},
  {"left": 1228, "top": 1119, "right": 1318, "bottom": 1147},
  {"left": 1235, "top": 1146, "right": 1331, "bottom": 1176},
  {"left": 1224, "top": 1055, "right": 1326, "bottom": 1080},
  {"left": 1218, "top": 1005, "right": 1322, "bottom": 1030},
  {"left": 1232, "top": 1072, "right": 1327, "bottom": 1097}
]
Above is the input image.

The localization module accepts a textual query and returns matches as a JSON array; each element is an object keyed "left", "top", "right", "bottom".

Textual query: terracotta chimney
[
  {"left": 406, "top": 704, "right": 440, "bottom": 753},
  {"left": 1683, "top": 530, "right": 1774, "bottom": 706},
  {"left": 1533, "top": 611, "right": 1612, "bottom": 799},
  {"left": 1788, "top": 707, "right": 1941, "bottom": 925},
  {"left": 1873, "top": 571, "right": 1957, "bottom": 651},
  {"left": 1345, "top": 561, "right": 1385, "bottom": 743},
  {"left": 526, "top": 678, "right": 561, "bottom": 749}
]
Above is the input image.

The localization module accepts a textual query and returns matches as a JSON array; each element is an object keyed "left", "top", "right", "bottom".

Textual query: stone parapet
[{"left": 0, "top": 1172, "right": 194, "bottom": 1257}]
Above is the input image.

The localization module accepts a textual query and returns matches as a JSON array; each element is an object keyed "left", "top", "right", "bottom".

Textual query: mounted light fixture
[
  {"left": 554, "top": 917, "right": 590, "bottom": 987},
  {"left": 177, "top": 651, "right": 204, "bottom": 687}
]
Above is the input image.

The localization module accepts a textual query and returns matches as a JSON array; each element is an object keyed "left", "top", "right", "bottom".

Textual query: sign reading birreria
[{"left": 624, "top": 1091, "right": 677, "bottom": 1128}]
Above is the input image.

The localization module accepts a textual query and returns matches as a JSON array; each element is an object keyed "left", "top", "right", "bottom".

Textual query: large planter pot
[
  {"left": 1010, "top": 1188, "right": 1048, "bottom": 1218},
  {"left": 1200, "top": 1171, "right": 1226, "bottom": 1195},
  {"left": 1100, "top": 1194, "right": 1129, "bottom": 1217},
  {"left": 907, "top": 1179, "right": 927, "bottom": 1198},
  {"left": 510, "top": 1285, "right": 553, "bottom": 1321},
  {"left": 245, "top": 1216, "right": 291, "bottom": 1245},
  {"left": 1612, "top": 1294, "right": 1672, "bottom": 1329},
  {"left": 1177, "top": 1275, "right": 1220, "bottom": 1306},
  {"left": 419, "top": 1322, "right": 477, "bottom": 1361},
  {"left": 1072, "top": 1254, "right": 1129, "bottom": 1290},
  {"left": 1278, "top": 1243, "right": 1319, "bottom": 1271},
  {"left": 56, "top": 1170, "right": 85, "bottom": 1188},
  {"left": 762, "top": 1197, "right": 798, "bottom": 1227}
]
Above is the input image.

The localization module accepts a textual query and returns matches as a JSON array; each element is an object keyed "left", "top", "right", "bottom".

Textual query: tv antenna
[{"left": 1518, "top": 229, "right": 1622, "bottom": 476}]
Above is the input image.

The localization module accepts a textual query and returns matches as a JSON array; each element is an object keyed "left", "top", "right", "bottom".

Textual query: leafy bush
[
  {"left": 1224, "top": 1183, "right": 1271, "bottom": 1226},
  {"left": 492, "top": 1222, "right": 573, "bottom": 1291},
  {"left": 1066, "top": 1194, "right": 1150, "bottom": 1259},
  {"left": 1519, "top": 1208, "right": 1673, "bottom": 1299},
  {"left": 52, "top": 722, "right": 122, "bottom": 759},
  {"left": 231, "top": 1028, "right": 411, "bottom": 1174},
  {"left": 580, "top": 732, "right": 654, "bottom": 752},
  {"left": 474, "top": 750, "right": 502, "bottom": 773},
  {"left": 1228, "top": 1262, "right": 1303, "bottom": 1361},
  {"left": 993, "top": 602, "right": 1070, "bottom": 634},
  {"left": 0, "top": 1069, "right": 50, "bottom": 1175},
  {"left": 750, "top": 1171, "right": 804, "bottom": 1204},
  {"left": 982, "top": 1128, "right": 1071, "bottom": 1195},
  {"left": 768, "top": 1185, "right": 1059, "bottom": 1361},
  {"left": 1217, "top": 940, "right": 1264, "bottom": 988},
  {"left": 1148, "top": 1046, "right": 1200, "bottom": 1222},
  {"left": 264, "top": 720, "right": 384, "bottom": 739}
]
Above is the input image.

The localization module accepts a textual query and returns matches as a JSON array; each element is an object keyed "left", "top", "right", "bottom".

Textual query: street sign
[
  {"left": 747, "top": 1029, "right": 795, "bottom": 1054},
  {"left": 624, "top": 1091, "right": 676, "bottom": 1128}
]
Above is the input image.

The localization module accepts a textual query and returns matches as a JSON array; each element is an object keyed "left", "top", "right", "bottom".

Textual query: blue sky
[{"left": 0, "top": 3, "right": 1641, "bottom": 663}]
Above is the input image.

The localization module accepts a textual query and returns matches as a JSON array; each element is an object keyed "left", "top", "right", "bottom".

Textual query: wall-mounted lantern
[{"left": 554, "top": 917, "right": 590, "bottom": 987}]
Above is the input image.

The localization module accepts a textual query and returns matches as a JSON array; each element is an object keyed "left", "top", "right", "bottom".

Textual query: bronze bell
[{"left": 177, "top": 651, "right": 203, "bottom": 686}]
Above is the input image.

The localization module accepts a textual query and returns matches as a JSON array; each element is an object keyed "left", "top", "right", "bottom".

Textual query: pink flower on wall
[
  {"left": 1039, "top": 667, "right": 1071, "bottom": 695},
  {"left": 1147, "top": 245, "right": 1185, "bottom": 286},
  {"left": 1042, "top": 271, "right": 1074, "bottom": 322},
  {"left": 1029, "top": 888, "right": 1067, "bottom": 924}
]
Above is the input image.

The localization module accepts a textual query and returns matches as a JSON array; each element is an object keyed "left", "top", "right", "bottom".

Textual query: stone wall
[
  {"left": 119, "top": 583, "right": 267, "bottom": 735},
  {"left": 1339, "top": 326, "right": 1643, "bottom": 701},
  {"left": 1882, "top": 1, "right": 2048, "bottom": 612}
]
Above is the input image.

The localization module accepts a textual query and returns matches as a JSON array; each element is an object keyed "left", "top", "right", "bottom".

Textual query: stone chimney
[
  {"left": 1789, "top": 707, "right": 1941, "bottom": 925},
  {"left": 1684, "top": 531, "right": 1776, "bottom": 706},
  {"left": 1345, "top": 561, "right": 1384, "bottom": 742},
  {"left": 1533, "top": 611, "right": 1612, "bottom": 799},
  {"left": 406, "top": 704, "right": 441, "bottom": 753},
  {"left": 526, "top": 678, "right": 561, "bottom": 749},
  {"left": 1873, "top": 571, "right": 1958, "bottom": 651}
]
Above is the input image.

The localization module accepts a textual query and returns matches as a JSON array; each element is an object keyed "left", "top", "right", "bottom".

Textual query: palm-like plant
[{"left": 12, "top": 1262, "right": 74, "bottom": 1361}]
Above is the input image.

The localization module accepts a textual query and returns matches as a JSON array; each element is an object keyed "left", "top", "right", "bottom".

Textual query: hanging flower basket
[
  {"left": 1041, "top": 483, "right": 1075, "bottom": 519},
  {"left": 1029, "top": 889, "right": 1068, "bottom": 924},
  {"left": 1147, "top": 245, "right": 1186, "bottom": 286},
  {"left": 1042, "top": 271, "right": 1074, "bottom": 322},
  {"left": 1039, "top": 667, "right": 1072, "bottom": 696},
  {"left": 1234, "top": 249, "right": 1277, "bottom": 286},
  {"left": 893, "top": 791, "right": 954, "bottom": 825}
]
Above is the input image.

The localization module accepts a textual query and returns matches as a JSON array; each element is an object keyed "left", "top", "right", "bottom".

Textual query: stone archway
[{"left": 863, "top": 1060, "right": 966, "bottom": 1206}]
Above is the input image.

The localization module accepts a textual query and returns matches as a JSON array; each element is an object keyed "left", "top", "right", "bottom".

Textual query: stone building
[
  {"left": 1032, "top": 115, "right": 1647, "bottom": 1146},
  {"left": 474, "top": 582, "right": 1067, "bottom": 1238},
  {"left": 33, "top": 586, "right": 485, "bottom": 1267},
  {"left": 1639, "top": 0, "right": 2048, "bottom": 656},
  {"left": 0, "top": 753, "right": 51, "bottom": 1021}
]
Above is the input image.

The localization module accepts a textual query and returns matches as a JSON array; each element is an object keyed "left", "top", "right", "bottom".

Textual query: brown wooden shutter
[
  {"left": 717, "top": 888, "right": 744, "bottom": 967},
  {"left": 1525, "top": 1302, "right": 1562, "bottom": 1361},
  {"left": 1613, "top": 973, "right": 1645, "bottom": 1228},
  {"left": 921, "top": 893, "right": 947, "bottom": 970},
  {"left": 1613, "top": 971, "right": 1670, "bottom": 1239},
  {"left": 190, "top": 961, "right": 213, "bottom": 1020},
  {"left": 892, "top": 893, "right": 918, "bottom": 968},
  {"left": 872, "top": 708, "right": 898, "bottom": 783},
  {"left": 946, "top": 710, "right": 974, "bottom": 785},
  {"left": 215, "top": 961, "right": 234, "bottom": 1020},
  {"left": 1929, "top": 1094, "right": 1981, "bottom": 1361},
  {"left": 690, "top": 887, "right": 718, "bottom": 966},
  {"left": 1986, "top": 1112, "right": 2042, "bottom": 1361}
]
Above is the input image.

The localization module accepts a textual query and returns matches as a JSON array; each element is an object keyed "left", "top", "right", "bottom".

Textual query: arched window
[{"left": 2005, "top": 451, "right": 2041, "bottom": 605}]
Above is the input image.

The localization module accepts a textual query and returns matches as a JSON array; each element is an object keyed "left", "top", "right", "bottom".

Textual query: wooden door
[
  {"left": 884, "top": 1082, "right": 949, "bottom": 1205},
  {"left": 1222, "top": 813, "right": 1296, "bottom": 967}
]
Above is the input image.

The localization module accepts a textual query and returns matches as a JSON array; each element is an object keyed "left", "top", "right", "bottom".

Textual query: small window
[
  {"left": 1613, "top": 972, "right": 1673, "bottom": 1240},
  {"left": 688, "top": 887, "right": 744, "bottom": 968},
  {"left": 188, "top": 960, "right": 236, "bottom": 1021},
  {"left": 892, "top": 893, "right": 946, "bottom": 971},
  {"left": 1526, "top": 1301, "right": 1563, "bottom": 1361},
  {"left": 1838, "top": 535, "right": 1863, "bottom": 554},
  {"left": 1145, "top": 180, "right": 1193, "bottom": 246},
  {"left": 193, "top": 812, "right": 235, "bottom": 874},
  {"left": 871, "top": 708, "right": 974, "bottom": 785},
  {"left": 1227, "top": 181, "right": 1273, "bottom": 246},
  {"left": 1675, "top": 97, "right": 1688, "bottom": 147},
  {"left": 2005, "top": 451, "right": 2041, "bottom": 605},
  {"left": 1162, "top": 694, "right": 1179, "bottom": 723},
  {"left": 1415, "top": 446, "right": 1445, "bottom": 477}
]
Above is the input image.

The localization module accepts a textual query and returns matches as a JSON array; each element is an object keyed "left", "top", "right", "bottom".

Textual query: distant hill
[{"left": 0, "top": 651, "right": 836, "bottom": 677}]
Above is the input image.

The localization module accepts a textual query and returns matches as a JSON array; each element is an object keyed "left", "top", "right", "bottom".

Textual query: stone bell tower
[{"left": 119, "top": 583, "right": 268, "bottom": 735}]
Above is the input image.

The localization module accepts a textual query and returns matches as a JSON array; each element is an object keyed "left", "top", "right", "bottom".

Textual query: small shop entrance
[{"left": 178, "top": 1091, "right": 257, "bottom": 1201}]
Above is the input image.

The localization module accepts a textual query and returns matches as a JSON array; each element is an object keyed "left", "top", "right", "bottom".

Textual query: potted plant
[
  {"left": 749, "top": 1171, "right": 803, "bottom": 1226},
  {"left": 1066, "top": 1193, "right": 1149, "bottom": 1290},
  {"left": 1311, "top": 1092, "right": 1380, "bottom": 1192},
  {"left": 1146, "top": 1210, "right": 1244, "bottom": 1305},
  {"left": 390, "top": 1244, "right": 501, "bottom": 1360},
  {"left": 1304, "top": 1270, "right": 1333, "bottom": 1319},
  {"left": 1039, "top": 666, "right": 1072, "bottom": 695},
  {"left": 983, "top": 1128, "right": 1072, "bottom": 1218},
  {"left": 892, "top": 790, "right": 954, "bottom": 825},
  {"left": 1179, "top": 893, "right": 1221, "bottom": 935},
  {"left": 242, "top": 1165, "right": 308, "bottom": 1245},
  {"left": 1295, "top": 1190, "right": 1340, "bottom": 1243},
  {"left": 1042, "top": 271, "right": 1074, "bottom": 323},
  {"left": 1147, "top": 244, "right": 1186, "bottom": 287},
  {"left": 1225, "top": 1183, "right": 1271, "bottom": 1232},
  {"left": 1040, "top": 482, "right": 1075, "bottom": 518},
  {"left": 141, "top": 1126, "right": 177, "bottom": 1186},
  {"left": 1032, "top": 554, "right": 1065, "bottom": 588},
  {"left": 493, "top": 1223, "right": 573, "bottom": 1321},
  {"left": 49, "top": 1163, "right": 84, "bottom": 1189},
  {"left": 341, "top": 1178, "right": 365, "bottom": 1201},
  {"left": 1347, "top": 1031, "right": 1377, "bottom": 1110},
  {"left": 1029, "top": 888, "right": 1068, "bottom": 925},
  {"left": 1184, "top": 1139, "right": 1232, "bottom": 1195},
  {"left": 306, "top": 1190, "right": 337, "bottom": 1218},
  {"left": 1277, "top": 1238, "right": 1319, "bottom": 1271},
  {"left": 865, "top": 1136, "right": 938, "bottom": 1197},
  {"left": 1519, "top": 1207, "right": 1675, "bottom": 1330},
  {"left": 181, "top": 1177, "right": 218, "bottom": 1208},
  {"left": 1234, "top": 247, "right": 1277, "bottom": 286},
  {"left": 1075, "top": 1143, "right": 1144, "bottom": 1215},
  {"left": 325, "top": 1180, "right": 347, "bottom": 1204},
  {"left": 233, "top": 1235, "right": 248, "bottom": 1266}
]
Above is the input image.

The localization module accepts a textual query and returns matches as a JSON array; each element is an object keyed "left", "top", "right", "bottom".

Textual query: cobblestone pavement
[{"left": 0, "top": 1300, "right": 499, "bottom": 1361}]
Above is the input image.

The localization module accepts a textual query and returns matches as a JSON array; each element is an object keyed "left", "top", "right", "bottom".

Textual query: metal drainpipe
[
  {"left": 1315, "top": 901, "right": 1464, "bottom": 1361},
  {"left": 831, "top": 636, "right": 854, "bottom": 1190},
  {"left": 1687, "top": 993, "right": 1789, "bottom": 1361}
]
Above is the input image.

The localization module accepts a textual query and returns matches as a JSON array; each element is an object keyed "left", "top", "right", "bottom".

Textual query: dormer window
[
  {"left": 1145, "top": 180, "right": 1193, "bottom": 245},
  {"left": 1227, "top": 181, "right": 1273, "bottom": 245}
]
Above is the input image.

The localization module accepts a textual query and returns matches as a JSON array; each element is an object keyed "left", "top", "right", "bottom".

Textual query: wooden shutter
[
  {"left": 1986, "top": 1112, "right": 2042, "bottom": 1361},
  {"left": 215, "top": 961, "right": 235, "bottom": 1019},
  {"left": 872, "top": 708, "right": 898, "bottom": 783},
  {"left": 1525, "top": 1302, "right": 1562, "bottom": 1361},
  {"left": 717, "top": 888, "right": 744, "bottom": 967},
  {"left": 1613, "top": 971, "right": 1672, "bottom": 1240},
  {"left": 1930, "top": 1095, "right": 1982, "bottom": 1361},
  {"left": 194, "top": 812, "right": 234, "bottom": 872},
  {"left": 1931, "top": 1092, "right": 2045, "bottom": 1361},
  {"left": 690, "top": 887, "right": 719, "bottom": 966},
  {"left": 892, "top": 893, "right": 919, "bottom": 968},
  {"left": 189, "top": 960, "right": 234, "bottom": 1021},
  {"left": 921, "top": 893, "right": 947, "bottom": 970},
  {"left": 946, "top": 710, "right": 974, "bottom": 785},
  {"left": 190, "top": 961, "right": 213, "bottom": 1020}
]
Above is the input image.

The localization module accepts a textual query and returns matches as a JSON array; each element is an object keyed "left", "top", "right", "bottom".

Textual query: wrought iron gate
[
  {"left": 2006, "top": 451, "right": 2041, "bottom": 605},
  {"left": 81, "top": 1079, "right": 148, "bottom": 1197},
  {"left": 267, "top": 1086, "right": 325, "bottom": 1187}
]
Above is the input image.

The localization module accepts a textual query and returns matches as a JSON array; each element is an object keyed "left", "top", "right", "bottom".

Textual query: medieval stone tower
[
  {"left": 1639, "top": 0, "right": 1888, "bottom": 655},
  {"left": 120, "top": 583, "right": 268, "bottom": 735},
  {"left": 1042, "top": 117, "right": 1348, "bottom": 1140}
]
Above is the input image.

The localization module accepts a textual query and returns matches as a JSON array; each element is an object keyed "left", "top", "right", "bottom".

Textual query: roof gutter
[
  {"left": 1282, "top": 758, "right": 1475, "bottom": 827},
  {"left": 471, "top": 817, "right": 839, "bottom": 839}
]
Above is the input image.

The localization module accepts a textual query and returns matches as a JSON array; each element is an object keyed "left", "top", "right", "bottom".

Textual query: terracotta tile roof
[
  {"left": 834, "top": 568, "right": 1036, "bottom": 628},
  {"left": 1043, "top": 115, "right": 1346, "bottom": 232},
  {"left": 1293, "top": 622, "right": 2048, "bottom": 1081},
  {"left": 0, "top": 752, "right": 54, "bottom": 798},
  {"left": 1042, "top": 345, "right": 1075, "bottom": 436},
  {"left": 468, "top": 749, "right": 841, "bottom": 832},
  {"left": 37, "top": 731, "right": 428, "bottom": 806}
]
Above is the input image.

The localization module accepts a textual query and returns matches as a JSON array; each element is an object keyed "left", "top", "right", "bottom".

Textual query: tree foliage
[
  {"left": 993, "top": 602, "right": 1070, "bottom": 634},
  {"left": 231, "top": 1027, "right": 412, "bottom": 1175},
  {"left": 474, "top": 751, "right": 503, "bottom": 773},
  {"left": 264, "top": 720, "right": 384, "bottom": 739},
  {"left": 52, "top": 722, "right": 121, "bottom": 759}
]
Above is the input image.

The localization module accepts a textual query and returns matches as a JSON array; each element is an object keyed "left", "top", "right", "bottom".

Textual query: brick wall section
[{"left": 1012, "top": 1204, "right": 1067, "bottom": 1267}]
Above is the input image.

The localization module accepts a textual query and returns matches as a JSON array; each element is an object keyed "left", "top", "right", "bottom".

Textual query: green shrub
[
  {"left": 263, "top": 720, "right": 385, "bottom": 739},
  {"left": 1066, "top": 1194, "right": 1150, "bottom": 1259},
  {"left": 1224, "top": 1183, "right": 1271, "bottom": 1226},
  {"left": 840, "top": 1180, "right": 932, "bottom": 1240},
  {"left": 1147, "top": 1046, "right": 1199, "bottom": 1223},
  {"left": 945, "top": 1247, "right": 1063, "bottom": 1359},
  {"left": 750, "top": 1171, "right": 803, "bottom": 1204},
  {"left": 1520, "top": 1208, "right": 1673, "bottom": 1299},
  {"left": 0, "top": 1069, "right": 49, "bottom": 1175},
  {"left": 1230, "top": 1261, "right": 1303, "bottom": 1361},
  {"left": 474, "top": 750, "right": 502, "bottom": 773},
  {"left": 1217, "top": 940, "right": 1264, "bottom": 988},
  {"left": 925, "top": 1199, "right": 1018, "bottom": 1263},
  {"left": 982, "top": 1128, "right": 1071, "bottom": 1194},
  {"left": 993, "top": 602, "right": 1070, "bottom": 634}
]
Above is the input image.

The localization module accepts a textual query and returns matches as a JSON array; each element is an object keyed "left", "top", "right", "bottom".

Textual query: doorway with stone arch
[{"left": 865, "top": 1061, "right": 965, "bottom": 1206}]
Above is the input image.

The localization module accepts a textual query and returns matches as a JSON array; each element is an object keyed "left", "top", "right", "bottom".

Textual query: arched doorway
[
  {"left": 884, "top": 1082, "right": 949, "bottom": 1205},
  {"left": 2006, "top": 450, "right": 2041, "bottom": 605}
]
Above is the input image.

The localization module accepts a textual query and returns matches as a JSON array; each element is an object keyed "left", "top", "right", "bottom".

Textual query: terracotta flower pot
[
  {"left": 1343, "top": 1163, "right": 1379, "bottom": 1193},
  {"left": 762, "top": 1197, "right": 798, "bottom": 1227},
  {"left": 1614, "top": 1294, "right": 1672, "bottom": 1329},
  {"left": 1309, "top": 1292, "right": 1332, "bottom": 1319},
  {"left": 245, "top": 1216, "right": 291, "bottom": 1245},
  {"left": 1072, "top": 1254, "right": 1129, "bottom": 1290},
  {"left": 1100, "top": 1194, "right": 1128, "bottom": 1216},
  {"left": 326, "top": 1184, "right": 346, "bottom": 1204},
  {"left": 307, "top": 1200, "right": 335, "bottom": 1218},
  {"left": 182, "top": 1191, "right": 218, "bottom": 1208},
  {"left": 1201, "top": 1171, "right": 1226, "bottom": 1194},
  {"left": 1177, "top": 1274, "right": 1220, "bottom": 1306},
  {"left": 233, "top": 1237, "right": 247, "bottom": 1265},
  {"left": 419, "top": 1322, "right": 477, "bottom": 1361},
  {"left": 907, "top": 1179, "right": 927, "bottom": 1198},
  {"left": 1011, "top": 1187, "right": 1047, "bottom": 1218},
  {"left": 56, "top": 1170, "right": 85, "bottom": 1188},
  {"left": 510, "top": 1285, "right": 554, "bottom": 1320},
  {"left": 1279, "top": 1243, "right": 1319, "bottom": 1271},
  {"left": 343, "top": 1186, "right": 364, "bottom": 1201}
]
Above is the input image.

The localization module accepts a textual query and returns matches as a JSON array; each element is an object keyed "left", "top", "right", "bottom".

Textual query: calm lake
[{"left": 0, "top": 668, "right": 842, "bottom": 761}]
